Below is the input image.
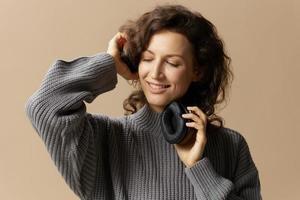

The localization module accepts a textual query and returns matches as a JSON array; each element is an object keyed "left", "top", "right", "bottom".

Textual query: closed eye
[
  {"left": 166, "top": 61, "right": 179, "bottom": 67},
  {"left": 141, "top": 58, "right": 179, "bottom": 67},
  {"left": 141, "top": 58, "right": 153, "bottom": 62}
]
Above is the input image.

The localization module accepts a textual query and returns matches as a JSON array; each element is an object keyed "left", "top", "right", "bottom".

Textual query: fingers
[
  {"left": 187, "top": 106, "right": 207, "bottom": 123},
  {"left": 182, "top": 106, "right": 207, "bottom": 130},
  {"left": 182, "top": 113, "right": 201, "bottom": 124},
  {"left": 115, "top": 32, "right": 128, "bottom": 50},
  {"left": 107, "top": 32, "right": 128, "bottom": 56},
  {"left": 116, "top": 32, "right": 129, "bottom": 40},
  {"left": 185, "top": 121, "right": 206, "bottom": 132},
  {"left": 107, "top": 32, "right": 139, "bottom": 80}
]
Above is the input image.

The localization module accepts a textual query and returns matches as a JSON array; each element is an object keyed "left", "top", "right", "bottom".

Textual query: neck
[
  {"left": 129, "top": 103, "right": 164, "bottom": 138},
  {"left": 147, "top": 103, "right": 164, "bottom": 113}
]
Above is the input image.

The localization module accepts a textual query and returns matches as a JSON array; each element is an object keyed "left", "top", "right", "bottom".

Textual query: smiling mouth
[
  {"left": 146, "top": 81, "right": 170, "bottom": 93},
  {"left": 147, "top": 81, "right": 170, "bottom": 88}
]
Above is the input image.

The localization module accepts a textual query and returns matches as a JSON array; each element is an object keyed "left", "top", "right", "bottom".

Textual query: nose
[{"left": 150, "top": 60, "right": 164, "bottom": 79}]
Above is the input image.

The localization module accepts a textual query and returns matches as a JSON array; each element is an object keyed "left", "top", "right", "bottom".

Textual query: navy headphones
[{"left": 160, "top": 101, "right": 195, "bottom": 144}]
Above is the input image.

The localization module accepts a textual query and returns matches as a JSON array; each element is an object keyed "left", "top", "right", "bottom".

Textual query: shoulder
[
  {"left": 86, "top": 113, "right": 128, "bottom": 134},
  {"left": 204, "top": 125, "right": 255, "bottom": 178},
  {"left": 207, "top": 124, "right": 248, "bottom": 150},
  {"left": 220, "top": 126, "right": 245, "bottom": 141}
]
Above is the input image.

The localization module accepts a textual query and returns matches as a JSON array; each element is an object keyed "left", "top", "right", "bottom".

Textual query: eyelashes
[
  {"left": 141, "top": 59, "right": 179, "bottom": 67},
  {"left": 165, "top": 60, "right": 179, "bottom": 67},
  {"left": 168, "top": 62, "right": 179, "bottom": 67}
]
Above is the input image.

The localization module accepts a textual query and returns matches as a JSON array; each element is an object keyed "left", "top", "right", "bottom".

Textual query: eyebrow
[{"left": 144, "top": 49, "right": 185, "bottom": 59}]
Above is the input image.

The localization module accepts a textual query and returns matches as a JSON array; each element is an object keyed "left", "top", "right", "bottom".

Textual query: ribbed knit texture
[{"left": 25, "top": 52, "right": 262, "bottom": 200}]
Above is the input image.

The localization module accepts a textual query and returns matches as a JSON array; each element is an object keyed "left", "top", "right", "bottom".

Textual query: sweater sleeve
[
  {"left": 25, "top": 52, "right": 117, "bottom": 199},
  {"left": 184, "top": 135, "right": 262, "bottom": 200}
]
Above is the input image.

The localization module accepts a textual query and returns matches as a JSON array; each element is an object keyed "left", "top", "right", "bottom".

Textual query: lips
[
  {"left": 146, "top": 81, "right": 170, "bottom": 94},
  {"left": 147, "top": 81, "right": 170, "bottom": 88}
]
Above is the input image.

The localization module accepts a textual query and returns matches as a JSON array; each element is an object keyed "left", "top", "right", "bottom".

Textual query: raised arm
[{"left": 25, "top": 52, "right": 117, "bottom": 199}]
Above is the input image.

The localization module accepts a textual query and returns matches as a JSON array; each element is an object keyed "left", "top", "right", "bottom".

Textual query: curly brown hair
[{"left": 119, "top": 4, "right": 234, "bottom": 130}]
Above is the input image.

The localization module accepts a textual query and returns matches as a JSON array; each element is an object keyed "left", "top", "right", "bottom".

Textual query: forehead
[{"left": 145, "top": 30, "right": 192, "bottom": 56}]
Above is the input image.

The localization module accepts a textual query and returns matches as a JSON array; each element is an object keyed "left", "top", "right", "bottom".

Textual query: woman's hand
[
  {"left": 174, "top": 106, "right": 208, "bottom": 168},
  {"left": 106, "top": 32, "right": 139, "bottom": 80}
]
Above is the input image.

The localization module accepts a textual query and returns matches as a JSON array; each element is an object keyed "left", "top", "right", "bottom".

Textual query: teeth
[{"left": 149, "top": 83, "right": 169, "bottom": 89}]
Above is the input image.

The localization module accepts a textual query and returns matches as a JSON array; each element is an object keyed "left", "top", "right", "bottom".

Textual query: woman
[{"left": 25, "top": 4, "right": 262, "bottom": 200}]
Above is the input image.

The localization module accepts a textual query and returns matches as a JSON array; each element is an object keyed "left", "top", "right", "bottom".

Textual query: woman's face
[{"left": 138, "top": 30, "right": 200, "bottom": 112}]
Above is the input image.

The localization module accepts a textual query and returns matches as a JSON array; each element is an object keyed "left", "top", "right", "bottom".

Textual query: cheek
[
  {"left": 138, "top": 63, "right": 147, "bottom": 78},
  {"left": 138, "top": 66, "right": 148, "bottom": 87},
  {"left": 168, "top": 70, "right": 187, "bottom": 84},
  {"left": 171, "top": 72, "right": 193, "bottom": 91}
]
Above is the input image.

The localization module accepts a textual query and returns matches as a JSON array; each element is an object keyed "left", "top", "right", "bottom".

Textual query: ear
[{"left": 192, "top": 67, "right": 202, "bottom": 82}]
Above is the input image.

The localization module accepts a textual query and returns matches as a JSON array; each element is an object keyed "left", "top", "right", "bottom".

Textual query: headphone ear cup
[{"left": 160, "top": 101, "right": 188, "bottom": 144}]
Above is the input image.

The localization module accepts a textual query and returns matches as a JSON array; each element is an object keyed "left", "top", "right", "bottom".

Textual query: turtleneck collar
[{"left": 129, "top": 103, "right": 164, "bottom": 138}]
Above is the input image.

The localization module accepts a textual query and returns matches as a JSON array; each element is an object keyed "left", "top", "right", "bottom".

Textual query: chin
[{"left": 145, "top": 96, "right": 171, "bottom": 110}]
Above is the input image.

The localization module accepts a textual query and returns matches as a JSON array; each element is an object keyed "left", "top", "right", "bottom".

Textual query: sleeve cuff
[
  {"left": 185, "top": 157, "right": 233, "bottom": 199},
  {"left": 82, "top": 52, "right": 118, "bottom": 103}
]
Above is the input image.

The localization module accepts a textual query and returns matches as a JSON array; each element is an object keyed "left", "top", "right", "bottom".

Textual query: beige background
[{"left": 1, "top": 0, "right": 299, "bottom": 199}]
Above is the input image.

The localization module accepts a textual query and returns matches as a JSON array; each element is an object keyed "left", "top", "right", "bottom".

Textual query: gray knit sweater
[{"left": 25, "top": 52, "right": 261, "bottom": 200}]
